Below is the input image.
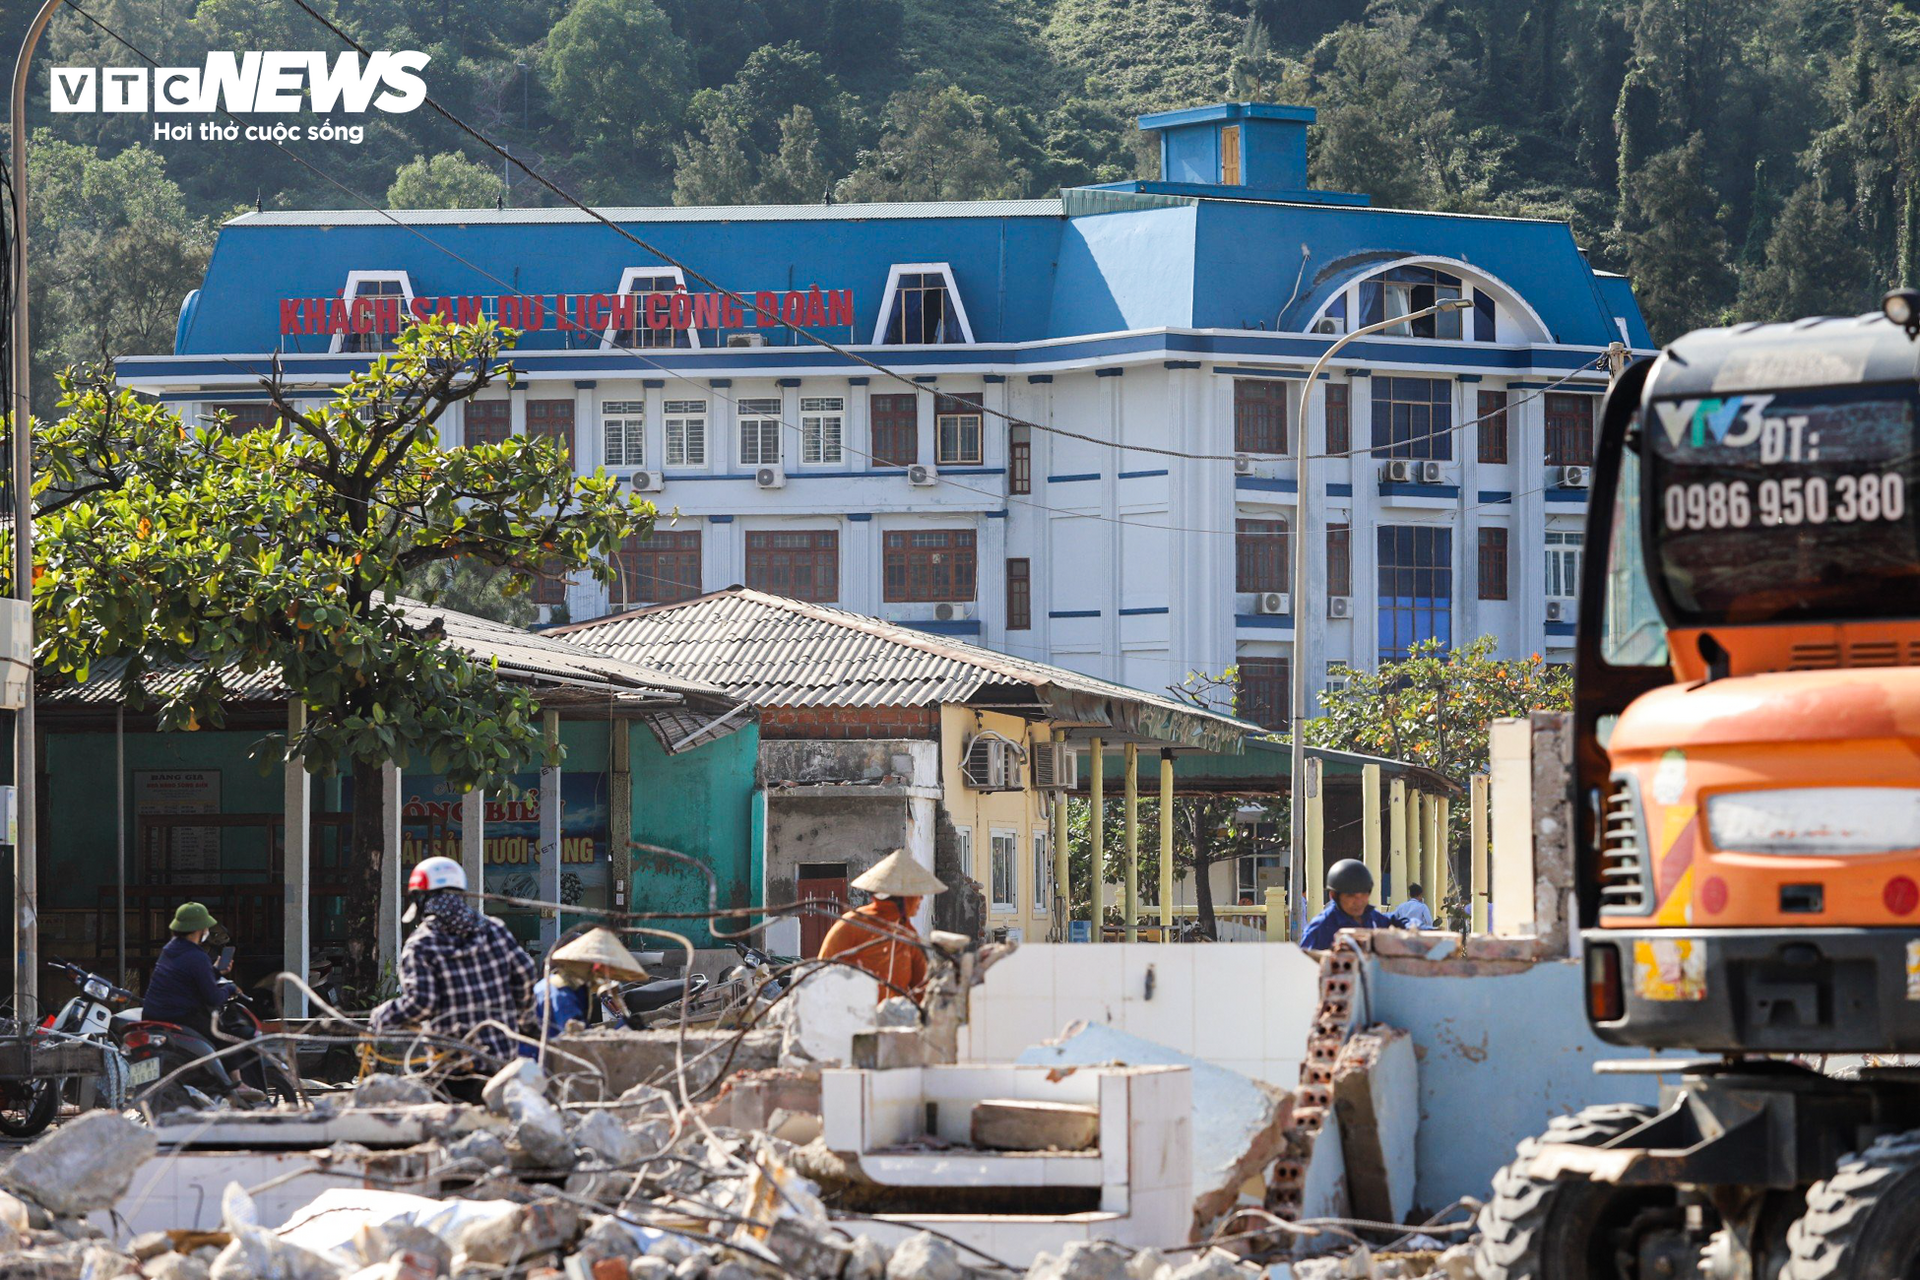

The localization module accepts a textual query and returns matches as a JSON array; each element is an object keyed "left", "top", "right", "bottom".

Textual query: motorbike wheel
[
  {"left": 0, "top": 1080, "right": 58, "bottom": 1138},
  {"left": 255, "top": 1054, "right": 301, "bottom": 1106}
]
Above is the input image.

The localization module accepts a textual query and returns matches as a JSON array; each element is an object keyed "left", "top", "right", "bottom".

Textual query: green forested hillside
[{"left": 4, "top": 0, "right": 1919, "bottom": 396}]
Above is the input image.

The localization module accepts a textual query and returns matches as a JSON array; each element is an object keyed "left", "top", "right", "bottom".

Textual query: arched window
[
  {"left": 601, "top": 266, "right": 700, "bottom": 350},
  {"left": 331, "top": 270, "right": 415, "bottom": 354}
]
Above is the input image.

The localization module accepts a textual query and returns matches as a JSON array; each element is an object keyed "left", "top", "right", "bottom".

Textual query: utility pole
[
  {"left": 10, "top": 0, "right": 63, "bottom": 1016},
  {"left": 1286, "top": 297, "right": 1471, "bottom": 934}
]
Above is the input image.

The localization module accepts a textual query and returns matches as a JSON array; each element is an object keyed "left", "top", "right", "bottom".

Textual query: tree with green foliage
[
  {"left": 1618, "top": 135, "right": 1735, "bottom": 342},
  {"left": 26, "top": 131, "right": 217, "bottom": 416},
  {"left": 387, "top": 152, "right": 508, "bottom": 209},
  {"left": 542, "top": 0, "right": 693, "bottom": 162},
  {"left": 836, "top": 82, "right": 1028, "bottom": 203},
  {"left": 673, "top": 43, "right": 855, "bottom": 205},
  {"left": 399, "top": 559, "right": 539, "bottom": 627},
  {"left": 1310, "top": 636, "right": 1571, "bottom": 788},
  {"left": 31, "top": 321, "right": 652, "bottom": 990},
  {"left": 1737, "top": 182, "right": 1874, "bottom": 322}
]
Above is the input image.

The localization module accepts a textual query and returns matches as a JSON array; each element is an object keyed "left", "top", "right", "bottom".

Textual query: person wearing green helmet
[{"left": 143, "top": 902, "right": 234, "bottom": 1040}]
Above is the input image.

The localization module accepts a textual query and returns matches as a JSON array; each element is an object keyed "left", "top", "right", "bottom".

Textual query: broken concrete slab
[
  {"left": 970, "top": 1100, "right": 1099, "bottom": 1153},
  {"left": 1331, "top": 1027, "right": 1417, "bottom": 1227},
  {"left": 349, "top": 1076, "right": 436, "bottom": 1109},
  {"left": 883, "top": 1232, "right": 965, "bottom": 1280},
  {"left": 1025, "top": 1240, "right": 1132, "bottom": 1280},
  {"left": 1016, "top": 1023, "right": 1290, "bottom": 1227},
  {"left": 550, "top": 1030, "right": 782, "bottom": 1097},
  {"left": 781, "top": 967, "right": 882, "bottom": 1063},
  {"left": 3, "top": 1113, "right": 158, "bottom": 1217}
]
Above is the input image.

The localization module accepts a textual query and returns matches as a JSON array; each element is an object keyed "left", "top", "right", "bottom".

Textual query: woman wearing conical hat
[{"left": 816, "top": 849, "right": 945, "bottom": 1004}]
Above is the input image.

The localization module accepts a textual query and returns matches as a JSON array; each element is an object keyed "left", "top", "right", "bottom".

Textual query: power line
[{"left": 59, "top": 0, "right": 1605, "bottom": 667}]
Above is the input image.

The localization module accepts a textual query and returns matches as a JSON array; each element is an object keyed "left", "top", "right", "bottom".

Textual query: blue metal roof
[{"left": 167, "top": 186, "right": 1650, "bottom": 359}]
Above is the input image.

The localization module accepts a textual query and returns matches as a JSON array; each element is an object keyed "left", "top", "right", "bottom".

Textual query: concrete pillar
[
  {"left": 1470, "top": 775, "right": 1490, "bottom": 933},
  {"left": 1123, "top": 743, "right": 1139, "bottom": 943},
  {"left": 1435, "top": 797, "right": 1452, "bottom": 923},
  {"left": 377, "top": 760, "right": 402, "bottom": 976},
  {"left": 1361, "top": 763, "right": 1382, "bottom": 888},
  {"left": 1158, "top": 750, "right": 1174, "bottom": 939},
  {"left": 610, "top": 722, "right": 632, "bottom": 914},
  {"left": 1407, "top": 787, "right": 1425, "bottom": 906},
  {"left": 1264, "top": 885, "right": 1286, "bottom": 942},
  {"left": 908, "top": 795, "right": 937, "bottom": 937},
  {"left": 1305, "top": 756, "right": 1325, "bottom": 903},
  {"left": 282, "top": 702, "right": 311, "bottom": 1019},
  {"left": 539, "top": 710, "right": 562, "bottom": 949},
  {"left": 1051, "top": 730, "right": 1069, "bottom": 935},
  {"left": 461, "top": 788, "right": 486, "bottom": 915},
  {"left": 1089, "top": 736, "right": 1104, "bottom": 941},
  {"left": 1388, "top": 777, "right": 1407, "bottom": 901}
]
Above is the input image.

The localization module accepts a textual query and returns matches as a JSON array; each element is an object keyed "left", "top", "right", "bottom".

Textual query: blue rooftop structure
[{"left": 123, "top": 102, "right": 1654, "bottom": 783}]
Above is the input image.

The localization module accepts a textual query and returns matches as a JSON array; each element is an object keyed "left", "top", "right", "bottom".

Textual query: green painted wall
[
  {"left": 626, "top": 719, "right": 760, "bottom": 951},
  {"left": 40, "top": 714, "right": 761, "bottom": 963}
]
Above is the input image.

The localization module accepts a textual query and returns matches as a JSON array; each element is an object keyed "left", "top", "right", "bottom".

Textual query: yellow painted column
[
  {"left": 1123, "top": 742, "right": 1140, "bottom": 943},
  {"left": 1051, "top": 730, "right": 1069, "bottom": 932},
  {"left": 1361, "top": 764, "right": 1383, "bottom": 891},
  {"left": 1089, "top": 737, "right": 1105, "bottom": 942},
  {"left": 1265, "top": 885, "right": 1287, "bottom": 942},
  {"left": 1158, "top": 750, "right": 1174, "bottom": 940},
  {"left": 1305, "top": 756, "right": 1325, "bottom": 905},
  {"left": 1388, "top": 777, "right": 1408, "bottom": 901},
  {"left": 1435, "top": 797, "right": 1452, "bottom": 921},
  {"left": 1470, "top": 774, "right": 1490, "bottom": 933}
]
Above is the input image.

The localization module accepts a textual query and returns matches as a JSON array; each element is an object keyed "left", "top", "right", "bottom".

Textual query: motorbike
[
  {"left": 0, "top": 959, "right": 139, "bottom": 1138},
  {"left": 619, "top": 941, "right": 783, "bottom": 1029},
  {"left": 120, "top": 982, "right": 303, "bottom": 1112}
]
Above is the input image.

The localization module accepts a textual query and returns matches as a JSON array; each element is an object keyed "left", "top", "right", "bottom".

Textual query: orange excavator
[{"left": 1476, "top": 296, "right": 1920, "bottom": 1279}]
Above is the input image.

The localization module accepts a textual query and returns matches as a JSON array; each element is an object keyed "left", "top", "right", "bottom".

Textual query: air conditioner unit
[
  {"left": 933, "top": 601, "right": 974, "bottom": 622},
  {"left": 1328, "top": 596, "right": 1352, "bottom": 619},
  {"left": 908, "top": 463, "right": 939, "bottom": 487},
  {"left": 1546, "top": 599, "right": 1577, "bottom": 624},
  {"left": 1031, "top": 742, "right": 1079, "bottom": 792},
  {"left": 1233, "top": 455, "right": 1255, "bottom": 476},
  {"left": 755, "top": 465, "right": 785, "bottom": 489},
  {"left": 1560, "top": 465, "right": 1592, "bottom": 489},
  {"left": 1381, "top": 459, "right": 1416, "bottom": 484},
  {"left": 627, "top": 469, "right": 665, "bottom": 493},
  {"left": 1256, "top": 591, "right": 1290, "bottom": 616},
  {"left": 726, "top": 333, "right": 767, "bottom": 348},
  {"left": 961, "top": 733, "right": 1025, "bottom": 792},
  {"left": 1418, "top": 460, "right": 1446, "bottom": 485}
]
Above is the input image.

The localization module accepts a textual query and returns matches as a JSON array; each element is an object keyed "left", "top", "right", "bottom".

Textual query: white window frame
[
  {"left": 1032, "top": 830, "right": 1052, "bottom": 917},
  {"left": 1299, "top": 256, "right": 1555, "bottom": 345},
  {"left": 1545, "top": 529, "right": 1583, "bottom": 599},
  {"left": 737, "top": 397, "right": 782, "bottom": 467},
  {"left": 329, "top": 270, "right": 416, "bottom": 355},
  {"left": 800, "top": 396, "right": 845, "bottom": 465},
  {"left": 870, "top": 262, "right": 975, "bottom": 346},
  {"left": 936, "top": 398, "right": 983, "bottom": 466},
  {"left": 989, "top": 828, "right": 1018, "bottom": 913},
  {"left": 955, "top": 827, "right": 974, "bottom": 884},
  {"left": 664, "top": 399, "right": 708, "bottom": 468},
  {"left": 601, "top": 399, "right": 646, "bottom": 468},
  {"left": 600, "top": 266, "right": 703, "bottom": 350}
]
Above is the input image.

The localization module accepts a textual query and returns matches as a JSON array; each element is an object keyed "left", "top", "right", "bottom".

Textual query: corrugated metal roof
[
  {"left": 42, "top": 597, "right": 738, "bottom": 712},
  {"left": 552, "top": 588, "right": 1256, "bottom": 752},
  {"left": 226, "top": 199, "right": 1065, "bottom": 228}
]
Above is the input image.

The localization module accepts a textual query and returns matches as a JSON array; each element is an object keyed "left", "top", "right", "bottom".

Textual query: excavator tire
[
  {"left": 1475, "top": 1102, "right": 1665, "bottom": 1280},
  {"left": 1782, "top": 1129, "right": 1920, "bottom": 1279}
]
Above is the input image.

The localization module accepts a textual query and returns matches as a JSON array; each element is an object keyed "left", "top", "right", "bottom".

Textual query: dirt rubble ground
[{"left": 0, "top": 943, "right": 1493, "bottom": 1280}]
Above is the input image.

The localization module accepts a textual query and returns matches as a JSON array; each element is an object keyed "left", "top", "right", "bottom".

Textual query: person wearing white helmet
[{"left": 370, "top": 856, "right": 536, "bottom": 1087}]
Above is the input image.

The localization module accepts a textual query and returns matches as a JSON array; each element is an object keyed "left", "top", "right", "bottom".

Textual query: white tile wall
[{"left": 965, "top": 943, "right": 1323, "bottom": 1086}]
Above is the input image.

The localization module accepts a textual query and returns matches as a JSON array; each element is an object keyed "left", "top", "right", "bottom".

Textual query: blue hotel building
[{"left": 118, "top": 100, "right": 1653, "bottom": 729}]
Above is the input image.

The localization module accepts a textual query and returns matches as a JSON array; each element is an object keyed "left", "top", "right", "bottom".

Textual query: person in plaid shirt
[{"left": 371, "top": 857, "right": 535, "bottom": 1071}]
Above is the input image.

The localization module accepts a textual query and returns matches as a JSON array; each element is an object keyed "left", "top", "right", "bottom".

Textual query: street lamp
[
  {"left": 1285, "top": 296, "right": 1471, "bottom": 936},
  {"left": 9, "top": 0, "right": 64, "bottom": 1014}
]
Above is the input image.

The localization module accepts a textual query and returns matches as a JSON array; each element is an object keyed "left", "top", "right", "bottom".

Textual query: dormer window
[
  {"left": 333, "top": 271, "right": 415, "bottom": 354},
  {"left": 603, "top": 267, "right": 699, "bottom": 350},
  {"left": 873, "top": 263, "right": 973, "bottom": 345},
  {"left": 1362, "top": 265, "right": 1464, "bottom": 339}
]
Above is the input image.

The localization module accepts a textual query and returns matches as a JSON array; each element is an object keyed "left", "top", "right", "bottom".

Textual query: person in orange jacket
[{"left": 817, "top": 849, "right": 946, "bottom": 1003}]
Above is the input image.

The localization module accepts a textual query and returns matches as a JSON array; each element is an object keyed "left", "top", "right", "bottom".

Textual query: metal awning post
[
  {"left": 1157, "top": 749, "right": 1173, "bottom": 940},
  {"left": 115, "top": 704, "right": 125, "bottom": 985},
  {"left": 1122, "top": 743, "right": 1138, "bottom": 943},
  {"left": 1088, "top": 737, "right": 1103, "bottom": 942}
]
